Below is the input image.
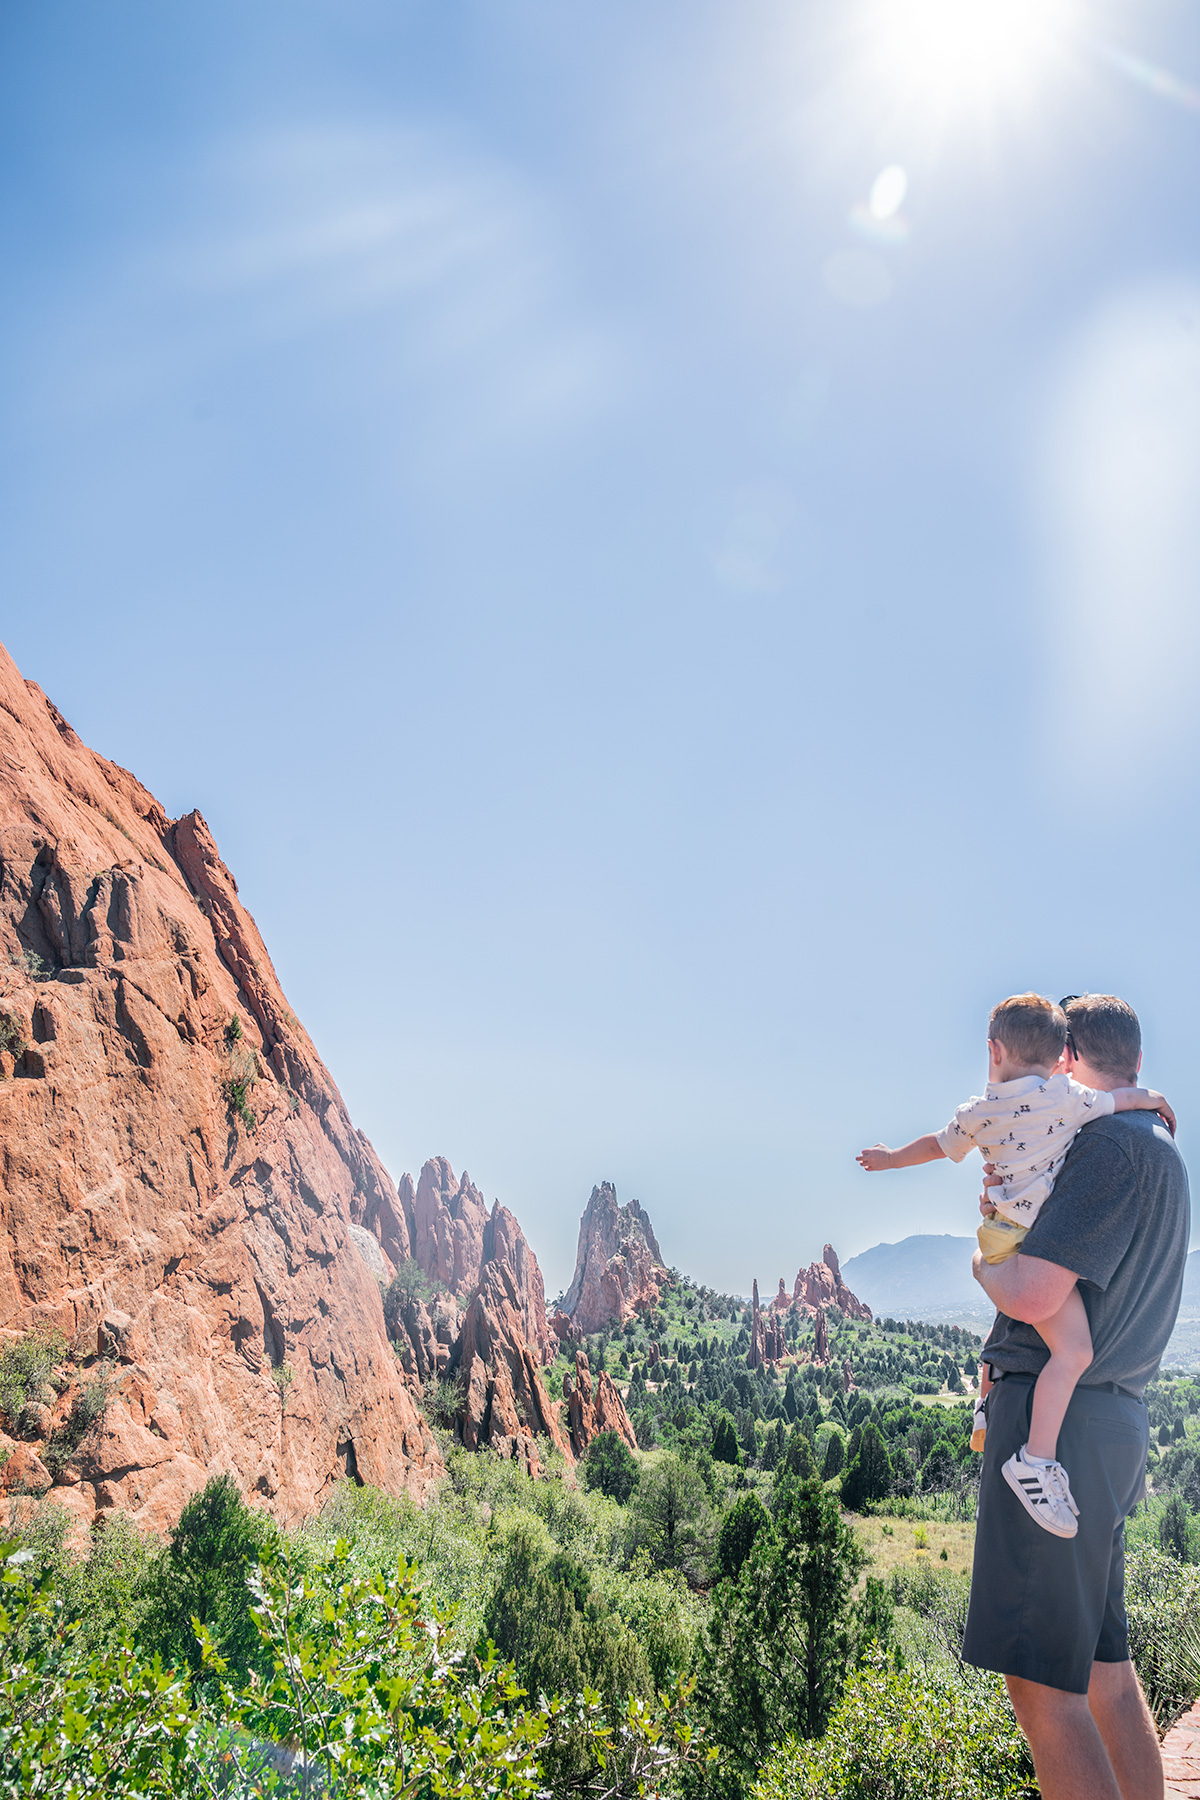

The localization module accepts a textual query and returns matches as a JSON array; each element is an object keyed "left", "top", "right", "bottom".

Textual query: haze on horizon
[{"left": 2, "top": 0, "right": 1199, "bottom": 1298}]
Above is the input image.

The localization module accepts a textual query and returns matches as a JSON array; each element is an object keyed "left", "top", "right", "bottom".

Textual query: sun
[{"left": 872, "top": 0, "right": 1078, "bottom": 108}]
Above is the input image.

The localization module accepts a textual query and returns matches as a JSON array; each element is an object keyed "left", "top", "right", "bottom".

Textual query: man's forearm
[{"left": 972, "top": 1248, "right": 1079, "bottom": 1325}]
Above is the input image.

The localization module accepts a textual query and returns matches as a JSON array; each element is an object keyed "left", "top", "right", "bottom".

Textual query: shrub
[
  {"left": 753, "top": 1652, "right": 1036, "bottom": 1800},
  {"left": 1125, "top": 1546, "right": 1200, "bottom": 1727},
  {"left": 43, "top": 1363, "right": 118, "bottom": 1477},
  {"left": 143, "top": 1474, "right": 278, "bottom": 1684},
  {"left": 822, "top": 1429, "right": 845, "bottom": 1481},
  {"left": 0, "top": 1326, "right": 67, "bottom": 1429},
  {"left": 0, "top": 1012, "right": 25, "bottom": 1059},
  {"left": 582, "top": 1430, "right": 640, "bottom": 1503}
]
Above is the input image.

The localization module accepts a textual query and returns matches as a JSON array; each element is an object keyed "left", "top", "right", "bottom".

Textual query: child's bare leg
[{"left": 1026, "top": 1285, "right": 1093, "bottom": 1462}]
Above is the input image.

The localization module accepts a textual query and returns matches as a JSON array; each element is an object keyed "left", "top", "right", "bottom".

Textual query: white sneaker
[
  {"left": 1001, "top": 1449, "right": 1080, "bottom": 1538},
  {"left": 970, "top": 1401, "right": 987, "bottom": 1453}
]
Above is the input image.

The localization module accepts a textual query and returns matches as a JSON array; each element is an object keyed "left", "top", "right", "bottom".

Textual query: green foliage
[
  {"left": 752, "top": 1651, "right": 1036, "bottom": 1800},
  {"left": 627, "top": 1455, "right": 713, "bottom": 1580},
  {"left": 144, "top": 1475, "right": 278, "bottom": 1685},
  {"left": 269, "top": 1363, "right": 293, "bottom": 1408},
  {"left": 0, "top": 1012, "right": 25, "bottom": 1059},
  {"left": 841, "top": 1421, "right": 894, "bottom": 1511},
  {"left": 421, "top": 1369, "right": 466, "bottom": 1429},
  {"left": 1125, "top": 1546, "right": 1200, "bottom": 1727},
  {"left": 716, "top": 1492, "right": 770, "bottom": 1581},
  {"left": 0, "top": 1532, "right": 713, "bottom": 1799},
  {"left": 0, "top": 1327, "right": 67, "bottom": 1430},
  {"left": 222, "top": 1012, "right": 242, "bottom": 1048},
  {"left": 821, "top": 1429, "right": 845, "bottom": 1482},
  {"left": 43, "top": 1365, "right": 118, "bottom": 1478},
  {"left": 777, "top": 1425, "right": 816, "bottom": 1485},
  {"left": 582, "top": 1430, "right": 640, "bottom": 1503},
  {"left": 695, "top": 1478, "right": 868, "bottom": 1793},
  {"left": 382, "top": 1257, "right": 435, "bottom": 1336},
  {"left": 220, "top": 1042, "right": 259, "bottom": 1132},
  {"left": 712, "top": 1411, "right": 740, "bottom": 1466}
]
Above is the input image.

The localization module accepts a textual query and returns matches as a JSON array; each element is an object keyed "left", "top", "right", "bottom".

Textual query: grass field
[{"left": 853, "top": 1512, "right": 976, "bottom": 1580}]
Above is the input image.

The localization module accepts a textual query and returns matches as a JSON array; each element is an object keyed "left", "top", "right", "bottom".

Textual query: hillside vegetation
[{"left": 5, "top": 1294, "right": 1200, "bottom": 1795}]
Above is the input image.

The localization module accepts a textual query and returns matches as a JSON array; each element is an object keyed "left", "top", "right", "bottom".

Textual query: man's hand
[
  {"left": 979, "top": 1161, "right": 1001, "bottom": 1216},
  {"left": 857, "top": 1144, "right": 894, "bottom": 1171}
]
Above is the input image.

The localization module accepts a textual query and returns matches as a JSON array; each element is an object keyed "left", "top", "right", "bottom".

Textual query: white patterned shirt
[{"left": 935, "top": 1072, "right": 1116, "bottom": 1225}]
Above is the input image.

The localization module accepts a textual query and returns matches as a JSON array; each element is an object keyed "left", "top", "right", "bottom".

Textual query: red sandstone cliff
[
  {"left": 0, "top": 643, "right": 443, "bottom": 1534},
  {"left": 560, "top": 1183, "right": 669, "bottom": 1334}
]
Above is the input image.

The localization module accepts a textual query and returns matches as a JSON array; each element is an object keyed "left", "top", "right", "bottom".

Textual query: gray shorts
[{"left": 961, "top": 1373, "right": 1149, "bottom": 1694}]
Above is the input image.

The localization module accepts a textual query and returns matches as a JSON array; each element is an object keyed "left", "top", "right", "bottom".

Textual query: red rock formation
[
  {"left": 771, "top": 1279, "right": 790, "bottom": 1313},
  {"left": 842, "top": 1358, "right": 854, "bottom": 1393},
  {"left": 748, "top": 1279, "right": 786, "bottom": 1368},
  {"left": 560, "top": 1183, "right": 668, "bottom": 1334},
  {"left": 813, "top": 1308, "right": 831, "bottom": 1365},
  {"left": 0, "top": 642, "right": 442, "bottom": 1534},
  {"left": 792, "top": 1245, "right": 871, "bottom": 1323},
  {"left": 562, "top": 1351, "right": 638, "bottom": 1456},
  {"left": 454, "top": 1258, "right": 570, "bottom": 1475}
]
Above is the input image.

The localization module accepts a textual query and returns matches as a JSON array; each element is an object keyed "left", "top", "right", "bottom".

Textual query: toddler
[{"left": 857, "top": 993, "right": 1174, "bottom": 1538}]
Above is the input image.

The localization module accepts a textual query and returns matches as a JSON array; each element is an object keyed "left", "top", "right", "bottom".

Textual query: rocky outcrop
[
  {"left": 0, "top": 641, "right": 442, "bottom": 1535},
  {"left": 746, "top": 1279, "right": 785, "bottom": 1370},
  {"left": 792, "top": 1245, "right": 871, "bottom": 1323},
  {"left": 813, "top": 1308, "right": 831, "bottom": 1365},
  {"left": 562, "top": 1351, "right": 637, "bottom": 1457},
  {"left": 560, "top": 1183, "right": 669, "bottom": 1334},
  {"left": 453, "top": 1255, "right": 570, "bottom": 1476}
]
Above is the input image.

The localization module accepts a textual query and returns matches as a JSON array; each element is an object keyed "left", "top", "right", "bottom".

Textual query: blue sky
[{"left": 3, "top": 0, "right": 1199, "bottom": 1297}]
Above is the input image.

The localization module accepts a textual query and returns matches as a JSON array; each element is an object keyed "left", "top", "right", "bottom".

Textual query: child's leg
[
  {"left": 970, "top": 1360, "right": 992, "bottom": 1453},
  {"left": 1026, "top": 1285, "right": 1093, "bottom": 1462}
]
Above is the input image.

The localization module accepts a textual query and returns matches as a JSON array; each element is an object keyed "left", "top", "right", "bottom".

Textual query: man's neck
[{"left": 1065, "top": 1054, "right": 1133, "bottom": 1094}]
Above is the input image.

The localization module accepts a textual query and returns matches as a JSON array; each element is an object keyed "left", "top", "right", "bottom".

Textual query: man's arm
[
  {"left": 972, "top": 1247, "right": 1079, "bottom": 1324},
  {"left": 858, "top": 1135, "right": 946, "bottom": 1172}
]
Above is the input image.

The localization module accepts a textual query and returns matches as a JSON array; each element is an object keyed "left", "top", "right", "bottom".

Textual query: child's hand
[
  {"left": 857, "top": 1145, "right": 894, "bottom": 1172},
  {"left": 979, "top": 1162, "right": 1001, "bottom": 1215},
  {"left": 1149, "top": 1091, "right": 1177, "bottom": 1137}
]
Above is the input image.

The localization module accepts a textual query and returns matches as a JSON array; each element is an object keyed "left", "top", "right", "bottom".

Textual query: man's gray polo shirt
[{"left": 983, "top": 1108, "right": 1189, "bottom": 1394}]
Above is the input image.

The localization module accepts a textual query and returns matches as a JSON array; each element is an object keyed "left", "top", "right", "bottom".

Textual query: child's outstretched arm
[
  {"left": 857, "top": 1136, "right": 946, "bottom": 1171},
  {"left": 1111, "top": 1086, "right": 1176, "bottom": 1136}
]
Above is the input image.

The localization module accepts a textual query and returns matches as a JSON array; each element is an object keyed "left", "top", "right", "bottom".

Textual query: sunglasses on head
[{"left": 1059, "top": 995, "right": 1080, "bottom": 1059}]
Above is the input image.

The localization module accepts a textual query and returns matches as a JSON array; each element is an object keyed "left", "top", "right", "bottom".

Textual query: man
[{"left": 964, "top": 993, "right": 1189, "bottom": 1800}]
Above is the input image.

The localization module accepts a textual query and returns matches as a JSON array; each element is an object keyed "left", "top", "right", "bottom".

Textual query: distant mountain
[
  {"left": 843, "top": 1236, "right": 1200, "bottom": 1369},
  {"left": 841, "top": 1236, "right": 991, "bottom": 1332}
]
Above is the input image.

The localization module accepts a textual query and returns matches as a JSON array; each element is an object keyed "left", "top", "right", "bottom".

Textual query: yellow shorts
[{"left": 977, "top": 1215, "right": 1029, "bottom": 1265}]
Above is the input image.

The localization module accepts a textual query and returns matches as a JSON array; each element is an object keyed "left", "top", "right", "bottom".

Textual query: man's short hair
[
  {"left": 1063, "top": 994, "right": 1141, "bottom": 1084},
  {"left": 988, "top": 993, "right": 1068, "bottom": 1069}
]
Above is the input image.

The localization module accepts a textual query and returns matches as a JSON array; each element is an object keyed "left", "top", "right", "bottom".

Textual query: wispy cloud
[
  {"left": 1038, "top": 282, "right": 1200, "bottom": 778},
  {"left": 19, "top": 121, "right": 621, "bottom": 453}
]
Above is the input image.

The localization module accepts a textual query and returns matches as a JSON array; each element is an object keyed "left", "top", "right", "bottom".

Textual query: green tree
[
  {"left": 582, "top": 1429, "right": 640, "bottom": 1503},
  {"left": 145, "top": 1474, "right": 277, "bottom": 1683},
  {"left": 777, "top": 1423, "right": 816, "bottom": 1485},
  {"left": 821, "top": 1430, "right": 845, "bottom": 1482},
  {"left": 840, "top": 1421, "right": 893, "bottom": 1511},
  {"left": 627, "top": 1454, "right": 712, "bottom": 1577},
  {"left": 712, "top": 1411, "right": 740, "bottom": 1466},
  {"left": 696, "top": 1478, "right": 867, "bottom": 1792},
  {"left": 716, "top": 1493, "right": 770, "bottom": 1581}
]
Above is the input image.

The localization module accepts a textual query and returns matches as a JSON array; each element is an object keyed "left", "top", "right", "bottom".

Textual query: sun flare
[{"left": 874, "top": 0, "right": 1077, "bottom": 107}]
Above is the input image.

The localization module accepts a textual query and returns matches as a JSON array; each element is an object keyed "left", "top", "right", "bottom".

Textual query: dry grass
[{"left": 852, "top": 1512, "right": 976, "bottom": 1580}]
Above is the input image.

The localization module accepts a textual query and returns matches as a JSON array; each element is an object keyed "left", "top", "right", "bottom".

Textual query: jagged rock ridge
[
  {"left": 0, "top": 642, "right": 443, "bottom": 1533},
  {"left": 560, "top": 1182, "right": 669, "bottom": 1334}
]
